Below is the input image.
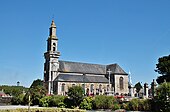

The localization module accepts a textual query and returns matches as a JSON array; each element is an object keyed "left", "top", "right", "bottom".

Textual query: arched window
[
  {"left": 90, "top": 84, "right": 94, "bottom": 92},
  {"left": 107, "top": 85, "right": 109, "bottom": 91},
  {"left": 119, "top": 77, "right": 124, "bottom": 90},
  {"left": 72, "top": 84, "right": 75, "bottom": 87},
  {"left": 53, "top": 47, "right": 56, "bottom": 51},
  {"left": 53, "top": 43, "right": 56, "bottom": 51},
  {"left": 61, "top": 83, "right": 65, "bottom": 92},
  {"left": 99, "top": 84, "right": 102, "bottom": 92},
  {"left": 82, "top": 84, "right": 85, "bottom": 90}
]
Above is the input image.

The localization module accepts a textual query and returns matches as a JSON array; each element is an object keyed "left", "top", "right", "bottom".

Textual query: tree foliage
[
  {"left": 153, "top": 82, "right": 170, "bottom": 112},
  {"left": 79, "top": 96, "right": 93, "bottom": 110},
  {"left": 93, "top": 95, "right": 116, "bottom": 109},
  {"left": 11, "top": 94, "right": 25, "bottom": 105},
  {"left": 0, "top": 85, "right": 28, "bottom": 97},
  {"left": 30, "top": 79, "right": 43, "bottom": 88},
  {"left": 125, "top": 99, "right": 151, "bottom": 111},
  {"left": 49, "top": 95, "right": 66, "bottom": 107},
  {"left": 134, "top": 82, "right": 142, "bottom": 93},
  {"left": 155, "top": 55, "right": 170, "bottom": 84},
  {"left": 67, "top": 86, "right": 84, "bottom": 107},
  {"left": 39, "top": 96, "right": 51, "bottom": 107},
  {"left": 23, "top": 79, "right": 47, "bottom": 105}
]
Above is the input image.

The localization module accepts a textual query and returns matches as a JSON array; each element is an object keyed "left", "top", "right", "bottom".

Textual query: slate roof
[
  {"left": 59, "top": 60, "right": 106, "bottom": 75},
  {"left": 58, "top": 60, "right": 127, "bottom": 75},
  {"left": 55, "top": 74, "right": 109, "bottom": 83},
  {"left": 107, "top": 64, "right": 128, "bottom": 75}
]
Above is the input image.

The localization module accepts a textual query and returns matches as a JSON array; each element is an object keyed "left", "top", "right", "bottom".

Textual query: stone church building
[{"left": 44, "top": 20, "right": 129, "bottom": 96}]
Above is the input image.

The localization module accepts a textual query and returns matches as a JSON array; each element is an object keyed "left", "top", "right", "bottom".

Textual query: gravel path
[{"left": 0, "top": 105, "right": 42, "bottom": 109}]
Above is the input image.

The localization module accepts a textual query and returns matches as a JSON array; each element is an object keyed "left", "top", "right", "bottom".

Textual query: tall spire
[
  {"left": 129, "top": 71, "right": 132, "bottom": 85},
  {"left": 49, "top": 20, "right": 57, "bottom": 39}
]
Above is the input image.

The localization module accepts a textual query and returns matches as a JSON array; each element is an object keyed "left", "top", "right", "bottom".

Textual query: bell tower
[{"left": 44, "top": 20, "right": 60, "bottom": 95}]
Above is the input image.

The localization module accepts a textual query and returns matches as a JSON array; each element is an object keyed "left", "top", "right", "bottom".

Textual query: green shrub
[
  {"left": 11, "top": 94, "right": 25, "bottom": 105},
  {"left": 112, "top": 103, "right": 120, "bottom": 110},
  {"left": 139, "top": 99, "right": 151, "bottom": 111},
  {"left": 39, "top": 96, "right": 52, "bottom": 107},
  {"left": 49, "top": 95, "right": 66, "bottom": 107},
  {"left": 67, "top": 86, "right": 84, "bottom": 107},
  {"left": 79, "top": 96, "right": 93, "bottom": 110},
  {"left": 93, "top": 95, "right": 116, "bottom": 109},
  {"left": 126, "top": 98, "right": 151, "bottom": 111},
  {"left": 64, "top": 97, "right": 74, "bottom": 108},
  {"left": 127, "top": 98, "right": 139, "bottom": 111},
  {"left": 120, "top": 103, "right": 128, "bottom": 110}
]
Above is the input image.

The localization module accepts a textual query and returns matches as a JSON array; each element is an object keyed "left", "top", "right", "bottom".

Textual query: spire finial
[{"left": 51, "top": 19, "right": 56, "bottom": 28}]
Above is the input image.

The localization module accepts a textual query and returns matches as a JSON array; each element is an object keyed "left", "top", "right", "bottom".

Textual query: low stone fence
[{"left": 0, "top": 97, "right": 12, "bottom": 105}]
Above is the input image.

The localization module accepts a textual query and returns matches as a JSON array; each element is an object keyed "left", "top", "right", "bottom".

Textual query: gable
[{"left": 107, "top": 64, "right": 128, "bottom": 75}]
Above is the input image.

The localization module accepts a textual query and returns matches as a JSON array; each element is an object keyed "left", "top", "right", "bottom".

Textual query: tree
[
  {"left": 11, "top": 94, "right": 25, "bottom": 105},
  {"left": 30, "top": 79, "right": 43, "bottom": 88},
  {"left": 134, "top": 82, "right": 142, "bottom": 97},
  {"left": 23, "top": 79, "right": 47, "bottom": 105},
  {"left": 155, "top": 55, "right": 170, "bottom": 84},
  {"left": 67, "top": 86, "right": 84, "bottom": 107},
  {"left": 0, "top": 85, "right": 28, "bottom": 97},
  {"left": 153, "top": 82, "right": 170, "bottom": 112}
]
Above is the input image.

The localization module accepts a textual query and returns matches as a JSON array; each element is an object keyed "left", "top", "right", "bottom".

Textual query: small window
[
  {"left": 53, "top": 43, "right": 56, "bottom": 51},
  {"left": 119, "top": 77, "right": 124, "bottom": 90},
  {"left": 61, "top": 83, "right": 65, "bottom": 92},
  {"left": 72, "top": 84, "right": 75, "bottom": 87},
  {"left": 99, "top": 84, "right": 102, "bottom": 92},
  {"left": 53, "top": 47, "right": 56, "bottom": 51},
  {"left": 82, "top": 84, "right": 85, "bottom": 90},
  {"left": 90, "top": 84, "right": 94, "bottom": 92},
  {"left": 107, "top": 85, "right": 109, "bottom": 91}
]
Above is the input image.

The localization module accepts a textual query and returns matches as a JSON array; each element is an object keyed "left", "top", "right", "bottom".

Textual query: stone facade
[
  {"left": 44, "top": 20, "right": 129, "bottom": 95},
  {"left": 114, "top": 74, "right": 129, "bottom": 94},
  {"left": 57, "top": 81, "right": 110, "bottom": 96}
]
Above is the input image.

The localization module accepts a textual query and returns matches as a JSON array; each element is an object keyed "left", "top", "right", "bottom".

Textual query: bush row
[
  {"left": 79, "top": 96, "right": 152, "bottom": 111},
  {"left": 11, "top": 94, "right": 153, "bottom": 111}
]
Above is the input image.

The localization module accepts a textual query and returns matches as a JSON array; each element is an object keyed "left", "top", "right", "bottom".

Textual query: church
[{"left": 44, "top": 20, "right": 129, "bottom": 96}]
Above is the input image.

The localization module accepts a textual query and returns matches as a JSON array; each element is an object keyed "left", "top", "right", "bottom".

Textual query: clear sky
[{"left": 0, "top": 0, "right": 170, "bottom": 87}]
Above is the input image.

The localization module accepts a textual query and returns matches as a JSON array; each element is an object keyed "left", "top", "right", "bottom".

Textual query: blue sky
[{"left": 0, "top": 0, "right": 170, "bottom": 87}]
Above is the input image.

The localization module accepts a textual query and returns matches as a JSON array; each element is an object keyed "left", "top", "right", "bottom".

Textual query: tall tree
[
  {"left": 23, "top": 79, "right": 47, "bottom": 105},
  {"left": 134, "top": 82, "right": 142, "bottom": 97},
  {"left": 153, "top": 82, "right": 170, "bottom": 111},
  {"left": 67, "top": 86, "right": 84, "bottom": 107},
  {"left": 155, "top": 55, "right": 170, "bottom": 84},
  {"left": 30, "top": 79, "right": 43, "bottom": 88}
]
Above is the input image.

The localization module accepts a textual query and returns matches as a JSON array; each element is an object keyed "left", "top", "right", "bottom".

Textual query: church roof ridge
[{"left": 59, "top": 60, "right": 106, "bottom": 67}]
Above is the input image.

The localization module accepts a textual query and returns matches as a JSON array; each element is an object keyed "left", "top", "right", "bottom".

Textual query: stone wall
[
  {"left": 57, "top": 82, "right": 110, "bottom": 96},
  {"left": 114, "top": 75, "right": 128, "bottom": 94}
]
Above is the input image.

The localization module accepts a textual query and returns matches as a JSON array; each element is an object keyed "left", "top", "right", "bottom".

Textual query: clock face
[
  {"left": 52, "top": 59, "right": 58, "bottom": 66},
  {"left": 53, "top": 62, "right": 57, "bottom": 66}
]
